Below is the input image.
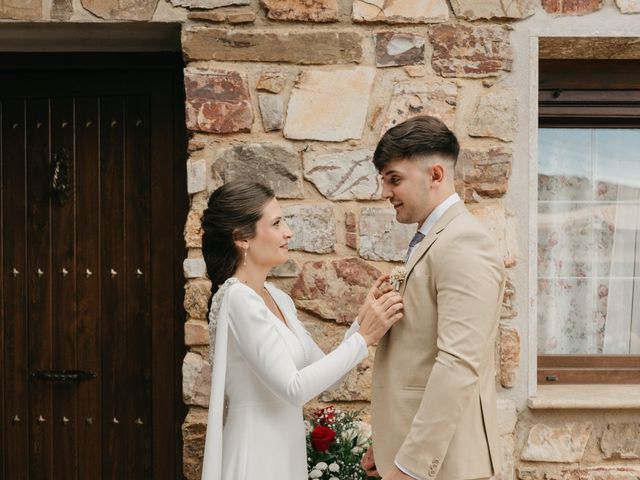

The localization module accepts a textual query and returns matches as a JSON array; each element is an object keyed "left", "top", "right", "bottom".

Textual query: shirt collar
[{"left": 417, "top": 192, "right": 461, "bottom": 238}]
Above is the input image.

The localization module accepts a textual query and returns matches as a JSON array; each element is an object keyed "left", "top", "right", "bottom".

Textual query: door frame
[{"left": 0, "top": 52, "right": 188, "bottom": 479}]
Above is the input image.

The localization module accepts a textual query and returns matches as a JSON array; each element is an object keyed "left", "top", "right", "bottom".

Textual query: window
[{"left": 538, "top": 59, "right": 640, "bottom": 384}]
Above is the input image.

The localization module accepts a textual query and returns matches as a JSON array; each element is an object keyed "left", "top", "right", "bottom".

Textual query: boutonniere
[{"left": 389, "top": 266, "right": 407, "bottom": 291}]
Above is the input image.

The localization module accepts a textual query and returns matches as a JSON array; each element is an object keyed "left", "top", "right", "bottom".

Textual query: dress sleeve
[
  {"left": 227, "top": 284, "right": 368, "bottom": 407},
  {"left": 280, "top": 290, "right": 363, "bottom": 390}
]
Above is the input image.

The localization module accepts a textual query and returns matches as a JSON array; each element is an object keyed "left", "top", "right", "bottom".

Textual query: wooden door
[{"left": 0, "top": 54, "right": 187, "bottom": 480}]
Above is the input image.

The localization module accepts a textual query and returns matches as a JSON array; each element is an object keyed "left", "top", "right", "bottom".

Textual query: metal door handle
[{"left": 30, "top": 369, "right": 97, "bottom": 382}]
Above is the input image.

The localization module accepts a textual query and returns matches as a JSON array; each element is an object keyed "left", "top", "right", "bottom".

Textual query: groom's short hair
[{"left": 373, "top": 115, "right": 460, "bottom": 172}]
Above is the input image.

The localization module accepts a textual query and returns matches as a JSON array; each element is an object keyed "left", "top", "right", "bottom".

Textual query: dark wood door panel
[
  {"left": 26, "top": 97, "right": 53, "bottom": 480},
  {"left": 2, "top": 98, "right": 29, "bottom": 479},
  {"left": 0, "top": 54, "right": 186, "bottom": 480},
  {"left": 124, "top": 95, "right": 153, "bottom": 478},
  {"left": 74, "top": 96, "right": 102, "bottom": 480}
]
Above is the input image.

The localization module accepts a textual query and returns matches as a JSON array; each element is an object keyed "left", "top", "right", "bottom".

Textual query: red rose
[{"left": 311, "top": 425, "right": 336, "bottom": 452}]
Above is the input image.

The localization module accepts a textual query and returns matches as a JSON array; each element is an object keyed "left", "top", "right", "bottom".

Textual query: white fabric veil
[{"left": 201, "top": 277, "right": 239, "bottom": 480}]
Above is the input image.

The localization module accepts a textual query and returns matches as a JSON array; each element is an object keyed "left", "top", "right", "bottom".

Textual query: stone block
[
  {"left": 213, "top": 143, "right": 303, "bottom": 199},
  {"left": 495, "top": 434, "right": 515, "bottom": 480},
  {"left": 468, "top": 200, "right": 507, "bottom": 263},
  {"left": 497, "top": 398, "right": 517, "bottom": 435},
  {"left": 183, "top": 27, "right": 362, "bottom": 65},
  {"left": 0, "top": 0, "right": 41, "bottom": 19},
  {"left": 560, "top": 466, "right": 640, "bottom": 480},
  {"left": 616, "top": 0, "right": 640, "bottom": 13},
  {"left": 81, "top": 0, "right": 158, "bottom": 20},
  {"left": 358, "top": 207, "right": 415, "bottom": 262},
  {"left": 184, "top": 68, "right": 253, "bottom": 134},
  {"left": 188, "top": 10, "right": 226, "bottom": 22},
  {"left": 320, "top": 352, "right": 372, "bottom": 401},
  {"left": 455, "top": 147, "right": 512, "bottom": 198},
  {"left": 501, "top": 276, "right": 517, "bottom": 319},
  {"left": 184, "top": 280, "right": 212, "bottom": 320},
  {"left": 185, "top": 320, "right": 210, "bottom": 347},
  {"left": 172, "top": 0, "right": 248, "bottom": 7},
  {"left": 227, "top": 10, "right": 256, "bottom": 23},
  {"left": 269, "top": 259, "right": 300, "bottom": 278},
  {"left": 284, "top": 68, "right": 375, "bottom": 142},
  {"left": 381, "top": 80, "right": 457, "bottom": 135},
  {"left": 521, "top": 423, "right": 592, "bottom": 462},
  {"left": 257, "top": 71, "right": 286, "bottom": 94},
  {"left": 184, "top": 210, "right": 203, "bottom": 249},
  {"left": 291, "top": 257, "right": 382, "bottom": 323},
  {"left": 352, "top": 0, "right": 449, "bottom": 23},
  {"left": 450, "top": 0, "right": 534, "bottom": 19},
  {"left": 258, "top": 94, "right": 285, "bottom": 132},
  {"left": 183, "top": 258, "right": 207, "bottom": 279},
  {"left": 51, "top": 0, "right": 73, "bottom": 19},
  {"left": 303, "top": 149, "right": 380, "bottom": 201},
  {"left": 500, "top": 325, "right": 520, "bottom": 388},
  {"left": 284, "top": 204, "right": 336, "bottom": 254},
  {"left": 182, "top": 352, "right": 211, "bottom": 407},
  {"left": 346, "top": 211, "right": 358, "bottom": 249},
  {"left": 261, "top": 0, "right": 338, "bottom": 22},
  {"left": 600, "top": 423, "right": 640, "bottom": 459},
  {"left": 187, "top": 159, "right": 207, "bottom": 194},
  {"left": 375, "top": 32, "right": 425, "bottom": 67},
  {"left": 182, "top": 408, "right": 208, "bottom": 480},
  {"left": 541, "top": 0, "right": 603, "bottom": 15},
  {"left": 468, "top": 90, "right": 518, "bottom": 142},
  {"left": 405, "top": 65, "right": 426, "bottom": 77},
  {"left": 429, "top": 24, "right": 513, "bottom": 78}
]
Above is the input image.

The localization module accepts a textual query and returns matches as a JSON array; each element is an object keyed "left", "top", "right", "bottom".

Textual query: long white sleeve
[{"left": 227, "top": 284, "right": 368, "bottom": 408}]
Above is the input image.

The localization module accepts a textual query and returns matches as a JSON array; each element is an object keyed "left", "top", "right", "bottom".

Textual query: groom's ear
[{"left": 429, "top": 163, "right": 445, "bottom": 186}]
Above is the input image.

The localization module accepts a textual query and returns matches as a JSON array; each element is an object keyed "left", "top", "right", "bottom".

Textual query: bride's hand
[
  {"left": 357, "top": 282, "right": 403, "bottom": 347},
  {"left": 366, "top": 274, "right": 394, "bottom": 300}
]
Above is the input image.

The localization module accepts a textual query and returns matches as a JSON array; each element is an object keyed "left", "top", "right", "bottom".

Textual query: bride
[{"left": 200, "top": 181, "right": 403, "bottom": 480}]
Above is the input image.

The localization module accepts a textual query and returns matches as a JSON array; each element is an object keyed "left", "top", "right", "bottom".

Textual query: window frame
[{"left": 537, "top": 59, "right": 640, "bottom": 385}]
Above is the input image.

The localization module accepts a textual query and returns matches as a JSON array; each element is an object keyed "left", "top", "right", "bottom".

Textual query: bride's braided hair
[{"left": 201, "top": 181, "right": 275, "bottom": 296}]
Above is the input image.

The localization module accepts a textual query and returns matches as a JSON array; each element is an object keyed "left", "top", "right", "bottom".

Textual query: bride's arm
[
  {"left": 228, "top": 285, "right": 368, "bottom": 408},
  {"left": 281, "top": 293, "right": 363, "bottom": 391}
]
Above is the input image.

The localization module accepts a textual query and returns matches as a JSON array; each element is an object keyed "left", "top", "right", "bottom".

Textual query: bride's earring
[{"left": 244, "top": 246, "right": 248, "bottom": 266}]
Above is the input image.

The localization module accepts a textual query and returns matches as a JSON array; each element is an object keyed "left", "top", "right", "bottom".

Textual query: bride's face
[{"left": 248, "top": 198, "right": 292, "bottom": 268}]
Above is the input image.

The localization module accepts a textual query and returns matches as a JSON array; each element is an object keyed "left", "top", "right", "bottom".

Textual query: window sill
[{"left": 528, "top": 385, "right": 640, "bottom": 410}]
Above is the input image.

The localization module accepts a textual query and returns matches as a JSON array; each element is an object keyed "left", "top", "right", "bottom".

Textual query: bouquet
[{"left": 306, "top": 406, "right": 373, "bottom": 480}]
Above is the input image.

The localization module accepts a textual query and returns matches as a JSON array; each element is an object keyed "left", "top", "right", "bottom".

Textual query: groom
[{"left": 362, "top": 115, "right": 504, "bottom": 480}]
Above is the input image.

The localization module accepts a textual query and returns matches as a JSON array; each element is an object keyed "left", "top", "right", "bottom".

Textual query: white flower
[
  {"left": 340, "top": 428, "right": 358, "bottom": 443},
  {"left": 329, "top": 462, "right": 339, "bottom": 472},
  {"left": 329, "top": 477, "right": 339, "bottom": 480},
  {"left": 315, "top": 462, "right": 328, "bottom": 471},
  {"left": 351, "top": 446, "right": 362, "bottom": 455},
  {"left": 309, "top": 469, "right": 323, "bottom": 479},
  {"left": 355, "top": 421, "right": 372, "bottom": 447}
]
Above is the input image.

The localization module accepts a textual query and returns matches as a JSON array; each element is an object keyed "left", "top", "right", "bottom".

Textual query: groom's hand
[
  {"left": 382, "top": 465, "right": 413, "bottom": 479},
  {"left": 361, "top": 446, "right": 380, "bottom": 477}
]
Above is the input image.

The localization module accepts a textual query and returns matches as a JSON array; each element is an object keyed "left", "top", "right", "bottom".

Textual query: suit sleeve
[
  {"left": 394, "top": 230, "right": 504, "bottom": 478},
  {"left": 227, "top": 284, "right": 368, "bottom": 407}
]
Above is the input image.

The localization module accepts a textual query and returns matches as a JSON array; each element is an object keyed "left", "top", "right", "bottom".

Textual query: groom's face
[{"left": 380, "top": 158, "right": 437, "bottom": 226}]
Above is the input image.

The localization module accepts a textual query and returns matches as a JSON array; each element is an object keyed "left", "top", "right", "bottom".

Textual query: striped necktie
[{"left": 404, "top": 231, "right": 425, "bottom": 264}]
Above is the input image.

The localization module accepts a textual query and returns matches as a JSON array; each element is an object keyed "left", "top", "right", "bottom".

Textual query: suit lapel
[{"left": 400, "top": 201, "right": 467, "bottom": 296}]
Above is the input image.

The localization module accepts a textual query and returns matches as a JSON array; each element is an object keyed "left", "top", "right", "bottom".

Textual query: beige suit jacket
[{"left": 372, "top": 201, "right": 504, "bottom": 480}]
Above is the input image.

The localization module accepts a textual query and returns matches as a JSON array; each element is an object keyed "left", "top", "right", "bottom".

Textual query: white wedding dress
[{"left": 201, "top": 278, "right": 368, "bottom": 480}]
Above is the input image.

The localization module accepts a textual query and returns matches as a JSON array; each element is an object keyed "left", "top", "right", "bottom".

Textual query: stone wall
[
  {"left": 3, "top": 1, "right": 640, "bottom": 480},
  {"left": 180, "top": 2, "right": 522, "bottom": 478}
]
